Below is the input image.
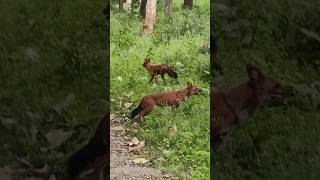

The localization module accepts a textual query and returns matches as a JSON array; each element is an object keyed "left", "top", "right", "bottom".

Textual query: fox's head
[
  {"left": 246, "top": 64, "right": 294, "bottom": 106},
  {"left": 187, "top": 82, "right": 202, "bottom": 96},
  {"left": 143, "top": 58, "right": 151, "bottom": 67}
]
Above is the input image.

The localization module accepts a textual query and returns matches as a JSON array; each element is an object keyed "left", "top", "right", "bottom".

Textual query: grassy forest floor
[
  {"left": 0, "top": 0, "right": 107, "bottom": 179},
  {"left": 111, "top": 1, "right": 210, "bottom": 179},
  {"left": 213, "top": 0, "right": 320, "bottom": 179}
]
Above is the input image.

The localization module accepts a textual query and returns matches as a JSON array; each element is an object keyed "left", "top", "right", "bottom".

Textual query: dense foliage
[
  {"left": 213, "top": 0, "right": 320, "bottom": 179},
  {"left": 0, "top": 0, "right": 106, "bottom": 179},
  {"left": 111, "top": 1, "right": 210, "bottom": 179}
]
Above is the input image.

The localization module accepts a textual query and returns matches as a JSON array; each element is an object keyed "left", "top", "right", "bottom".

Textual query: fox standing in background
[
  {"left": 143, "top": 58, "right": 178, "bottom": 82},
  {"left": 131, "top": 82, "right": 202, "bottom": 120},
  {"left": 66, "top": 113, "right": 109, "bottom": 180},
  {"left": 211, "top": 64, "right": 295, "bottom": 150}
]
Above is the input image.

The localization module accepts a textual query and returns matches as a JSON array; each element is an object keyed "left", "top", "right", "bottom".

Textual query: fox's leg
[
  {"left": 144, "top": 105, "right": 153, "bottom": 116},
  {"left": 95, "top": 166, "right": 104, "bottom": 180},
  {"left": 149, "top": 75, "right": 154, "bottom": 82},
  {"left": 212, "top": 125, "right": 231, "bottom": 151},
  {"left": 139, "top": 105, "right": 154, "bottom": 120},
  {"left": 161, "top": 73, "right": 165, "bottom": 81},
  {"left": 94, "top": 155, "right": 108, "bottom": 180},
  {"left": 213, "top": 136, "right": 223, "bottom": 152},
  {"left": 150, "top": 75, "right": 158, "bottom": 83},
  {"left": 171, "top": 103, "right": 180, "bottom": 112},
  {"left": 139, "top": 110, "right": 145, "bottom": 121}
]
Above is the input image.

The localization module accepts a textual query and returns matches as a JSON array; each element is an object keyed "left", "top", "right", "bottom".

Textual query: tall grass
[
  {"left": 213, "top": 0, "right": 320, "bottom": 179},
  {"left": 111, "top": 1, "right": 210, "bottom": 179},
  {"left": 0, "top": 0, "right": 106, "bottom": 179}
]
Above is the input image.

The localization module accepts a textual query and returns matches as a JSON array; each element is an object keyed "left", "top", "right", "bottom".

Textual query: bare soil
[{"left": 110, "top": 114, "right": 177, "bottom": 180}]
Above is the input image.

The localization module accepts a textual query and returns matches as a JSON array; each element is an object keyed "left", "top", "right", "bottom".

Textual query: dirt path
[{"left": 110, "top": 114, "right": 176, "bottom": 180}]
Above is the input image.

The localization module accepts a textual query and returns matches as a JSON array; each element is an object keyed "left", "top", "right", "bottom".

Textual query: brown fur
[
  {"left": 211, "top": 64, "right": 292, "bottom": 150},
  {"left": 143, "top": 58, "right": 178, "bottom": 82},
  {"left": 66, "top": 114, "right": 109, "bottom": 180},
  {"left": 131, "top": 82, "right": 201, "bottom": 120}
]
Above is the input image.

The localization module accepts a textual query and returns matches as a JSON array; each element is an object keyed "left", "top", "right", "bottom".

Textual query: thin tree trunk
[
  {"left": 143, "top": 0, "right": 156, "bottom": 36},
  {"left": 183, "top": 0, "right": 193, "bottom": 9},
  {"left": 130, "top": 0, "right": 138, "bottom": 12},
  {"left": 164, "top": 0, "right": 172, "bottom": 17},
  {"left": 125, "top": 0, "right": 132, "bottom": 11},
  {"left": 140, "top": 0, "right": 148, "bottom": 18},
  {"left": 118, "top": 0, "right": 124, "bottom": 9}
]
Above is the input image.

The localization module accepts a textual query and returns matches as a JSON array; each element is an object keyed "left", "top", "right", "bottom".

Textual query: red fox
[
  {"left": 211, "top": 64, "right": 294, "bottom": 149},
  {"left": 66, "top": 114, "right": 109, "bottom": 180},
  {"left": 131, "top": 82, "right": 202, "bottom": 120},
  {"left": 143, "top": 58, "right": 178, "bottom": 82}
]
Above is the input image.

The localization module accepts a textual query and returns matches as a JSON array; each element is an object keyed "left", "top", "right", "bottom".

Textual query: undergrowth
[
  {"left": 111, "top": 1, "right": 210, "bottom": 179},
  {"left": 213, "top": 0, "right": 320, "bottom": 179}
]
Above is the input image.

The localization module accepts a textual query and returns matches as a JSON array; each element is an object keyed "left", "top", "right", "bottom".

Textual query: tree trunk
[
  {"left": 143, "top": 0, "right": 156, "bottom": 36},
  {"left": 130, "top": 0, "right": 138, "bottom": 12},
  {"left": 164, "top": 0, "right": 172, "bottom": 17},
  {"left": 183, "top": 0, "right": 193, "bottom": 9},
  {"left": 140, "top": 0, "right": 148, "bottom": 18},
  {"left": 118, "top": 0, "right": 124, "bottom": 9},
  {"left": 124, "top": 0, "right": 132, "bottom": 11}
]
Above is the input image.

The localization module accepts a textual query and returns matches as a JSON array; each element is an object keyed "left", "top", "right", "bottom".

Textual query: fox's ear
[
  {"left": 246, "top": 64, "right": 264, "bottom": 81},
  {"left": 187, "top": 81, "right": 192, "bottom": 87}
]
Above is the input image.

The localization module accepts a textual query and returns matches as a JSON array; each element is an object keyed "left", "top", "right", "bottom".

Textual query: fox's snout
[
  {"left": 276, "top": 85, "right": 296, "bottom": 99},
  {"left": 285, "top": 85, "right": 297, "bottom": 97},
  {"left": 266, "top": 83, "right": 296, "bottom": 106},
  {"left": 279, "top": 85, "right": 296, "bottom": 105}
]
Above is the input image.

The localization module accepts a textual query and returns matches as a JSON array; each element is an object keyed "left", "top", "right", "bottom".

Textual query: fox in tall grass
[
  {"left": 211, "top": 64, "right": 295, "bottom": 150},
  {"left": 131, "top": 82, "right": 202, "bottom": 120},
  {"left": 143, "top": 58, "right": 178, "bottom": 82}
]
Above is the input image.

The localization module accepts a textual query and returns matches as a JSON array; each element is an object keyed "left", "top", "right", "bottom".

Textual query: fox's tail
[
  {"left": 167, "top": 67, "right": 178, "bottom": 79},
  {"left": 131, "top": 102, "right": 144, "bottom": 119}
]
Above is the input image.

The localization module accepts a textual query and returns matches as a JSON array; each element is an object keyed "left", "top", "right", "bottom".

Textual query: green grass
[
  {"left": 0, "top": 0, "right": 106, "bottom": 179},
  {"left": 111, "top": 1, "right": 210, "bottom": 179},
  {"left": 213, "top": 0, "right": 320, "bottom": 179}
]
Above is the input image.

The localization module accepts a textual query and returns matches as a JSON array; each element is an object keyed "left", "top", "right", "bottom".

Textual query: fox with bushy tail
[
  {"left": 131, "top": 82, "right": 202, "bottom": 120},
  {"left": 143, "top": 58, "right": 178, "bottom": 82}
]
